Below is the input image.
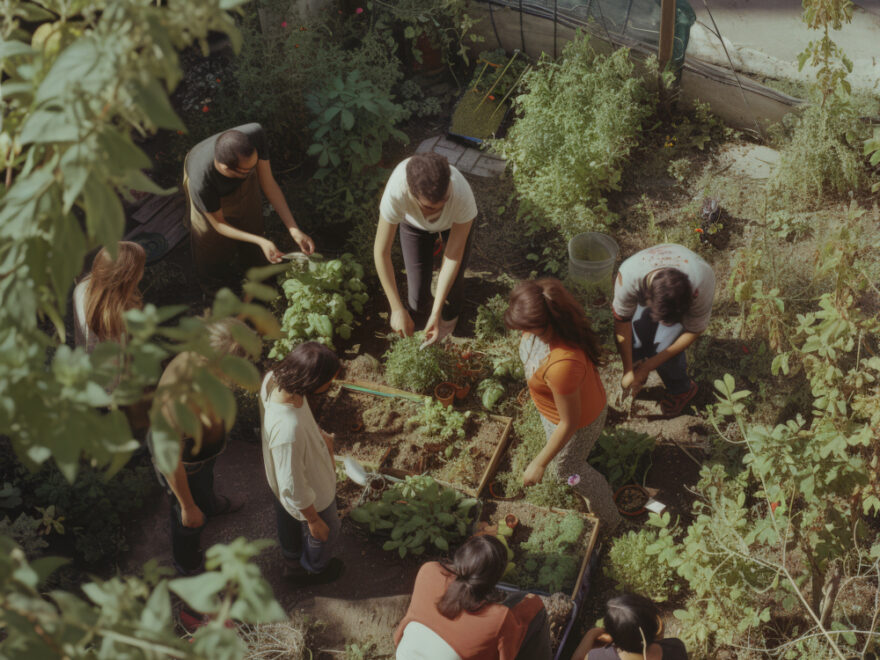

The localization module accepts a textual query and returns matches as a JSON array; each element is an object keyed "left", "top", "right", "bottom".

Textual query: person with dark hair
[
  {"left": 394, "top": 535, "right": 551, "bottom": 660},
  {"left": 504, "top": 278, "right": 622, "bottom": 533},
  {"left": 374, "top": 152, "right": 477, "bottom": 345},
  {"left": 259, "top": 342, "right": 344, "bottom": 585},
  {"left": 184, "top": 123, "right": 315, "bottom": 285},
  {"left": 612, "top": 244, "right": 715, "bottom": 417},
  {"left": 572, "top": 593, "right": 688, "bottom": 659},
  {"left": 148, "top": 318, "right": 252, "bottom": 577}
]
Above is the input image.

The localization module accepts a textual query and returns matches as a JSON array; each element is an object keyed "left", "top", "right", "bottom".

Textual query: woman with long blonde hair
[{"left": 73, "top": 241, "right": 146, "bottom": 352}]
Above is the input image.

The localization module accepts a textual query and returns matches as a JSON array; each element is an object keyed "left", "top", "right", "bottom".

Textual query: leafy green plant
[
  {"left": 507, "top": 513, "right": 586, "bottom": 593},
  {"left": 305, "top": 69, "right": 408, "bottom": 180},
  {"left": 476, "top": 378, "right": 506, "bottom": 411},
  {"left": 271, "top": 254, "right": 369, "bottom": 357},
  {"left": 473, "top": 294, "right": 509, "bottom": 342},
  {"left": 497, "top": 405, "right": 579, "bottom": 509},
  {"left": 604, "top": 521, "right": 679, "bottom": 601},
  {"left": 399, "top": 79, "right": 444, "bottom": 118},
  {"left": 349, "top": 475, "right": 478, "bottom": 557},
  {"left": 588, "top": 427, "right": 655, "bottom": 488},
  {"left": 0, "top": 513, "right": 49, "bottom": 558},
  {"left": 494, "top": 33, "right": 654, "bottom": 236},
  {"left": 405, "top": 399, "right": 470, "bottom": 443},
  {"left": 383, "top": 335, "right": 454, "bottom": 394}
]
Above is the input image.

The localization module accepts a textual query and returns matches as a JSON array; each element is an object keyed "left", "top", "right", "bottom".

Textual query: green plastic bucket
[{"left": 568, "top": 232, "right": 619, "bottom": 284}]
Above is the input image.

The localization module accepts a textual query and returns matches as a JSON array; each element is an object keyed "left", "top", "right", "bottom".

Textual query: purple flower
[
  {"left": 568, "top": 474, "right": 581, "bottom": 486},
  {"left": 355, "top": 7, "right": 364, "bottom": 13}
]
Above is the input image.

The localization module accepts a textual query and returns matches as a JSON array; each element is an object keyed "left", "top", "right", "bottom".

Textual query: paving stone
[
  {"left": 436, "top": 136, "right": 464, "bottom": 152},
  {"left": 455, "top": 147, "right": 482, "bottom": 173},
  {"left": 472, "top": 155, "right": 507, "bottom": 177},
  {"left": 415, "top": 136, "right": 440, "bottom": 154},
  {"left": 433, "top": 145, "right": 462, "bottom": 164}
]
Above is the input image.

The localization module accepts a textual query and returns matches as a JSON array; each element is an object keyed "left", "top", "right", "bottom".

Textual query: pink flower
[
  {"left": 281, "top": 21, "right": 287, "bottom": 27},
  {"left": 568, "top": 474, "right": 581, "bottom": 486},
  {"left": 356, "top": 7, "right": 364, "bottom": 13}
]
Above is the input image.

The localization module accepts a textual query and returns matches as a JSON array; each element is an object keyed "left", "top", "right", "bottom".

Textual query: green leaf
[
  {"left": 340, "top": 110, "right": 354, "bottom": 131},
  {"left": 82, "top": 176, "right": 124, "bottom": 247},
  {"left": 219, "top": 355, "right": 260, "bottom": 391},
  {"left": 20, "top": 108, "right": 80, "bottom": 144},
  {"left": 169, "top": 572, "right": 228, "bottom": 614},
  {"left": 133, "top": 78, "right": 185, "bottom": 130}
]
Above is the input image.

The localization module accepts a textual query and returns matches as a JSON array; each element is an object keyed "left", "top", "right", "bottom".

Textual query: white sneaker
[{"left": 437, "top": 316, "right": 458, "bottom": 341}]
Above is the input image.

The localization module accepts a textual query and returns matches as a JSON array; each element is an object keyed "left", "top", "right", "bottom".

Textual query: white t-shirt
[
  {"left": 260, "top": 372, "right": 337, "bottom": 520},
  {"left": 612, "top": 244, "right": 716, "bottom": 333},
  {"left": 73, "top": 277, "right": 97, "bottom": 354},
  {"left": 379, "top": 158, "right": 477, "bottom": 232}
]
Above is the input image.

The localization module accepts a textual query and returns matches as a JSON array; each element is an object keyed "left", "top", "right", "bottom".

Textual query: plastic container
[{"left": 567, "top": 232, "right": 619, "bottom": 284}]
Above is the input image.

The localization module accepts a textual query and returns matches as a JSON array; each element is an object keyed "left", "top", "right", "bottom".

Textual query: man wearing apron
[{"left": 184, "top": 123, "right": 314, "bottom": 285}]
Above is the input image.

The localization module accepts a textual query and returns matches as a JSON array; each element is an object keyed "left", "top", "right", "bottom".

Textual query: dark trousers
[
  {"left": 397, "top": 221, "right": 474, "bottom": 324},
  {"left": 632, "top": 305, "right": 690, "bottom": 394},
  {"left": 166, "top": 458, "right": 217, "bottom": 574},
  {"left": 500, "top": 591, "right": 553, "bottom": 660},
  {"left": 274, "top": 498, "right": 341, "bottom": 573}
]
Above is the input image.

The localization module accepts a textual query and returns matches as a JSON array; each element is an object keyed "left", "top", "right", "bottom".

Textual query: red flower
[
  {"left": 770, "top": 501, "right": 779, "bottom": 513},
  {"left": 216, "top": 78, "right": 221, "bottom": 83},
  {"left": 281, "top": 21, "right": 287, "bottom": 27},
  {"left": 695, "top": 227, "right": 704, "bottom": 234},
  {"left": 742, "top": 346, "right": 749, "bottom": 354},
  {"left": 356, "top": 7, "right": 364, "bottom": 13},
  {"left": 202, "top": 105, "right": 209, "bottom": 113}
]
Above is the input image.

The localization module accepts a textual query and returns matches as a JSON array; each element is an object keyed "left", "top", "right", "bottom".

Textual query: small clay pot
[
  {"left": 454, "top": 383, "right": 471, "bottom": 400},
  {"left": 504, "top": 513, "right": 519, "bottom": 532},
  {"left": 369, "top": 477, "right": 386, "bottom": 494},
  {"left": 434, "top": 382, "right": 455, "bottom": 407},
  {"left": 614, "top": 484, "right": 649, "bottom": 516}
]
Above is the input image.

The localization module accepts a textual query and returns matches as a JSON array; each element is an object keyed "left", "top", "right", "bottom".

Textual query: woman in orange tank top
[{"left": 504, "top": 279, "right": 622, "bottom": 533}]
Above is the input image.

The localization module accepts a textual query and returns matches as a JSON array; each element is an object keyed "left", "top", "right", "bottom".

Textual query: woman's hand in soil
[
  {"left": 522, "top": 459, "right": 546, "bottom": 487},
  {"left": 308, "top": 517, "right": 330, "bottom": 542},
  {"left": 260, "top": 238, "right": 284, "bottom": 264},
  {"left": 621, "top": 360, "right": 649, "bottom": 397},
  {"left": 390, "top": 307, "right": 415, "bottom": 338},
  {"left": 289, "top": 227, "right": 315, "bottom": 255},
  {"left": 181, "top": 504, "right": 205, "bottom": 528}
]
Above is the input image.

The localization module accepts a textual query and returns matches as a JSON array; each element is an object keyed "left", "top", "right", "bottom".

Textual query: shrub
[
  {"left": 604, "top": 526, "right": 678, "bottom": 601},
  {"left": 494, "top": 33, "right": 654, "bottom": 237},
  {"left": 270, "top": 254, "right": 369, "bottom": 358},
  {"left": 383, "top": 335, "right": 453, "bottom": 394},
  {"left": 588, "top": 427, "right": 655, "bottom": 488},
  {"left": 766, "top": 102, "right": 873, "bottom": 209},
  {"left": 473, "top": 293, "right": 508, "bottom": 342}
]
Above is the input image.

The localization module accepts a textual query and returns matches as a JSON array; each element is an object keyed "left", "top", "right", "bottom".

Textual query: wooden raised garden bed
[
  {"left": 480, "top": 499, "right": 599, "bottom": 601},
  {"left": 315, "top": 380, "right": 513, "bottom": 497}
]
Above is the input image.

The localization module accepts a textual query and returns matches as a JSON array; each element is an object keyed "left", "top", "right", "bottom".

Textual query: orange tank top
[{"left": 527, "top": 342, "right": 606, "bottom": 427}]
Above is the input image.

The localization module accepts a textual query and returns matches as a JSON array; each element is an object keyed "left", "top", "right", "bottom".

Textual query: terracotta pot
[
  {"left": 434, "top": 382, "right": 455, "bottom": 407},
  {"left": 614, "top": 484, "right": 649, "bottom": 516},
  {"left": 454, "top": 383, "right": 471, "bottom": 400},
  {"left": 504, "top": 514, "right": 519, "bottom": 532}
]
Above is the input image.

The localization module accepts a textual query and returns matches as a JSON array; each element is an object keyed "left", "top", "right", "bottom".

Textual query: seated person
[
  {"left": 572, "top": 593, "right": 688, "bottom": 660},
  {"left": 394, "top": 535, "right": 551, "bottom": 660},
  {"left": 612, "top": 244, "right": 715, "bottom": 417}
]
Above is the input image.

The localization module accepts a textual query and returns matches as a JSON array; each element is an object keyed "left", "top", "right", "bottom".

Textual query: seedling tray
[
  {"left": 480, "top": 499, "right": 599, "bottom": 601},
  {"left": 447, "top": 88, "right": 513, "bottom": 146},
  {"left": 316, "top": 379, "right": 513, "bottom": 498}
]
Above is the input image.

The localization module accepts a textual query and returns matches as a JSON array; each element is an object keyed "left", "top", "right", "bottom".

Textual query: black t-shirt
[
  {"left": 587, "top": 638, "right": 688, "bottom": 660},
  {"left": 185, "top": 123, "right": 269, "bottom": 214}
]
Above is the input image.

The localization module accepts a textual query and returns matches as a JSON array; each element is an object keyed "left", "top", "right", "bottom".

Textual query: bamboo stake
[
  {"left": 489, "top": 63, "right": 531, "bottom": 118},
  {"left": 476, "top": 49, "right": 520, "bottom": 111},
  {"left": 470, "top": 60, "right": 491, "bottom": 92}
]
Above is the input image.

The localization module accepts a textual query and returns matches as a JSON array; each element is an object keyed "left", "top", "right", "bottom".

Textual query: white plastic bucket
[{"left": 568, "top": 232, "right": 619, "bottom": 283}]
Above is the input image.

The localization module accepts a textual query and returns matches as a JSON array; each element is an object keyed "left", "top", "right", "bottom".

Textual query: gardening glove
[{"left": 390, "top": 307, "right": 415, "bottom": 338}]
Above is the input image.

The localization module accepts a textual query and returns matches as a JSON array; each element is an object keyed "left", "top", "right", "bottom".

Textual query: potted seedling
[
  {"left": 434, "top": 382, "right": 456, "bottom": 407},
  {"left": 614, "top": 484, "right": 649, "bottom": 516}
]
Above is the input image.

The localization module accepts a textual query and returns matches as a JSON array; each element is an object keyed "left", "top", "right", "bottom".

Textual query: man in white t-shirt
[
  {"left": 374, "top": 153, "right": 477, "bottom": 344},
  {"left": 611, "top": 244, "right": 715, "bottom": 417}
]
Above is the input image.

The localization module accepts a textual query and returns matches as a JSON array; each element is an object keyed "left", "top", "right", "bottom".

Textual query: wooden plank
[
  {"left": 475, "top": 414, "right": 513, "bottom": 498},
  {"left": 131, "top": 192, "right": 181, "bottom": 224}
]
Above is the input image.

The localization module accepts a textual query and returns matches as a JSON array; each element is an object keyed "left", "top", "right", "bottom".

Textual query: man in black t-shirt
[{"left": 184, "top": 123, "right": 314, "bottom": 283}]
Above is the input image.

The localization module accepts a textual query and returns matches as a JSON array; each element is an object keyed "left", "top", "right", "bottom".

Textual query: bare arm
[
  {"left": 165, "top": 459, "right": 204, "bottom": 528},
  {"left": 203, "top": 206, "right": 283, "bottom": 264},
  {"left": 422, "top": 218, "right": 474, "bottom": 344},
  {"left": 256, "top": 159, "right": 315, "bottom": 254},
  {"left": 523, "top": 387, "right": 581, "bottom": 486},
  {"left": 373, "top": 217, "right": 414, "bottom": 337},
  {"left": 571, "top": 627, "right": 609, "bottom": 660}
]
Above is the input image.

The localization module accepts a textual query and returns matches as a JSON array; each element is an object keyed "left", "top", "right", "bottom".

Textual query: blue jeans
[
  {"left": 274, "top": 498, "right": 341, "bottom": 573},
  {"left": 165, "top": 458, "right": 217, "bottom": 574},
  {"left": 632, "top": 304, "right": 691, "bottom": 394}
]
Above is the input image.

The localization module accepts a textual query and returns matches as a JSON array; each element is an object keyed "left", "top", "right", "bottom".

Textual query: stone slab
[{"left": 414, "top": 135, "right": 507, "bottom": 178}]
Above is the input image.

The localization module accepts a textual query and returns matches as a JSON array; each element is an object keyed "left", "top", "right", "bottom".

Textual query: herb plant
[
  {"left": 476, "top": 378, "right": 505, "bottom": 410},
  {"left": 494, "top": 33, "right": 654, "bottom": 236},
  {"left": 604, "top": 525, "right": 678, "bottom": 601},
  {"left": 508, "top": 513, "right": 586, "bottom": 593},
  {"left": 473, "top": 294, "right": 508, "bottom": 342},
  {"left": 349, "top": 475, "right": 478, "bottom": 558},
  {"left": 271, "top": 254, "right": 369, "bottom": 358},
  {"left": 383, "top": 335, "right": 453, "bottom": 394},
  {"left": 588, "top": 427, "right": 655, "bottom": 488},
  {"left": 406, "top": 399, "right": 470, "bottom": 443}
]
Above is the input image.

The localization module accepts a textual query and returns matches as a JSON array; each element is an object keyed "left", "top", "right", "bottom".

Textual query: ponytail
[{"left": 436, "top": 535, "right": 507, "bottom": 619}]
